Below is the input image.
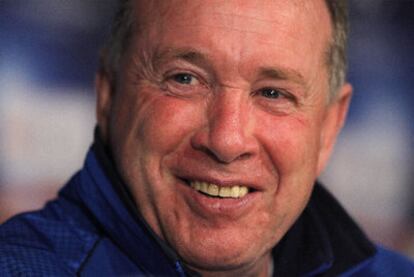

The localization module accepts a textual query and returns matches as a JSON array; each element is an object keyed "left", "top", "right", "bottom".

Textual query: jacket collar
[
  {"left": 272, "top": 183, "right": 377, "bottom": 276},
  {"left": 74, "top": 133, "right": 376, "bottom": 276},
  {"left": 74, "top": 145, "right": 186, "bottom": 275}
]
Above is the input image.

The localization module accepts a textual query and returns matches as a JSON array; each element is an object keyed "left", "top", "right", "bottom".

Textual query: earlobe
[
  {"left": 95, "top": 70, "right": 114, "bottom": 143},
  {"left": 316, "top": 83, "right": 353, "bottom": 175}
]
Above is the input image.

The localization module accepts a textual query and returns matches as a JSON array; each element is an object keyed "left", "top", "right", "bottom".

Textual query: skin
[{"left": 96, "top": 0, "right": 352, "bottom": 276}]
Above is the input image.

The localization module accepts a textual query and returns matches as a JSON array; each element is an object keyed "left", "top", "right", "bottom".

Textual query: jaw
[{"left": 137, "top": 176, "right": 285, "bottom": 275}]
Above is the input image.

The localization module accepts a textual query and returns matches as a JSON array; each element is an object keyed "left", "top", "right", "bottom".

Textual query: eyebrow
[
  {"left": 257, "top": 67, "right": 308, "bottom": 90},
  {"left": 153, "top": 47, "right": 214, "bottom": 72}
]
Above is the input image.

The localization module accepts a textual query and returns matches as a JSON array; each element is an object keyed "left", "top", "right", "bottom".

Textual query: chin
[{"left": 172, "top": 226, "right": 277, "bottom": 274}]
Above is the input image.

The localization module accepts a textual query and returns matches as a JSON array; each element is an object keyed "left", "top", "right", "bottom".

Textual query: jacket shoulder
[
  {"left": 340, "top": 246, "right": 414, "bottom": 276},
  {"left": 0, "top": 179, "right": 100, "bottom": 275}
]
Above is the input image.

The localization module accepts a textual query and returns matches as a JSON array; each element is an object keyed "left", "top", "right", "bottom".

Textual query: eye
[
  {"left": 260, "top": 88, "right": 283, "bottom": 99},
  {"left": 161, "top": 71, "right": 209, "bottom": 98},
  {"left": 254, "top": 86, "right": 297, "bottom": 114},
  {"left": 172, "top": 73, "right": 199, "bottom": 85}
]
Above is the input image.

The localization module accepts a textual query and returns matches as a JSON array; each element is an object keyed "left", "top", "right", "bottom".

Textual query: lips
[
  {"left": 190, "top": 181, "right": 249, "bottom": 198},
  {"left": 173, "top": 174, "right": 261, "bottom": 218}
]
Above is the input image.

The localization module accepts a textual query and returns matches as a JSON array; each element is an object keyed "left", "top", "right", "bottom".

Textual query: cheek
[
  {"left": 137, "top": 96, "right": 204, "bottom": 156},
  {"left": 109, "top": 87, "right": 204, "bottom": 179},
  {"left": 255, "top": 113, "right": 321, "bottom": 179}
]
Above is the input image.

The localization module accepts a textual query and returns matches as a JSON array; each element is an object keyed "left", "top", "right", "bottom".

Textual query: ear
[
  {"left": 316, "top": 83, "right": 352, "bottom": 175},
  {"left": 95, "top": 70, "right": 115, "bottom": 143}
]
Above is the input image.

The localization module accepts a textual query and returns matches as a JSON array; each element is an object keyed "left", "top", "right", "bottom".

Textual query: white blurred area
[
  {"left": 1, "top": 0, "right": 413, "bottom": 257},
  {"left": 0, "top": 66, "right": 95, "bottom": 222},
  {"left": 0, "top": 70, "right": 95, "bottom": 185}
]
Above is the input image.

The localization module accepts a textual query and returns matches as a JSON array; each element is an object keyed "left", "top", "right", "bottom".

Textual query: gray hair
[
  {"left": 325, "top": 0, "right": 349, "bottom": 100},
  {"left": 100, "top": 0, "right": 349, "bottom": 99}
]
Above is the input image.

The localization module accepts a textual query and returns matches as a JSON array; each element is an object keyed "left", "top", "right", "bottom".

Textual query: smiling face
[{"left": 96, "top": 0, "right": 352, "bottom": 275}]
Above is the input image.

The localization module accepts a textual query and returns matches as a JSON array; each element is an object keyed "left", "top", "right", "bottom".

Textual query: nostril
[
  {"left": 197, "top": 144, "right": 252, "bottom": 164},
  {"left": 201, "top": 146, "right": 228, "bottom": 164},
  {"left": 237, "top": 152, "right": 252, "bottom": 161}
]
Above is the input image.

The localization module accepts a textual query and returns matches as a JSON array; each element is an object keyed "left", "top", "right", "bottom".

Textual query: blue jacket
[{"left": 1, "top": 141, "right": 413, "bottom": 276}]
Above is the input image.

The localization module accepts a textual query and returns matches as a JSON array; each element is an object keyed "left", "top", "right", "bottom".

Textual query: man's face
[{"left": 97, "top": 0, "right": 351, "bottom": 274}]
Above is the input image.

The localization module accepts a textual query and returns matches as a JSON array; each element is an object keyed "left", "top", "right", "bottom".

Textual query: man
[{"left": 0, "top": 0, "right": 413, "bottom": 276}]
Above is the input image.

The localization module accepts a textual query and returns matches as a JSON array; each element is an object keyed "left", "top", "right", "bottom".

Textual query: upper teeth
[{"left": 190, "top": 181, "right": 249, "bottom": 198}]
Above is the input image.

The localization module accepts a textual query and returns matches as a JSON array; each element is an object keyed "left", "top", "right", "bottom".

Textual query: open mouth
[{"left": 187, "top": 180, "right": 250, "bottom": 199}]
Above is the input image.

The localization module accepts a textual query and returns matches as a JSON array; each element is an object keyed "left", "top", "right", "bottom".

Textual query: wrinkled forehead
[
  {"left": 125, "top": 0, "right": 333, "bottom": 89},
  {"left": 132, "top": 0, "right": 332, "bottom": 39}
]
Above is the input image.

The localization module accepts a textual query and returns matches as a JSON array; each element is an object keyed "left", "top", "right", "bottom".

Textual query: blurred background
[{"left": 1, "top": 0, "right": 413, "bottom": 256}]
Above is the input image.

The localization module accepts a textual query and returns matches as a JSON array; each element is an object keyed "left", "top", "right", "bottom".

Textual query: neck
[{"left": 189, "top": 252, "right": 272, "bottom": 277}]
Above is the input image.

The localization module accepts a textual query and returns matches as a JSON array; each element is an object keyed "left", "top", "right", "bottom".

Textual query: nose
[{"left": 191, "top": 89, "right": 258, "bottom": 163}]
